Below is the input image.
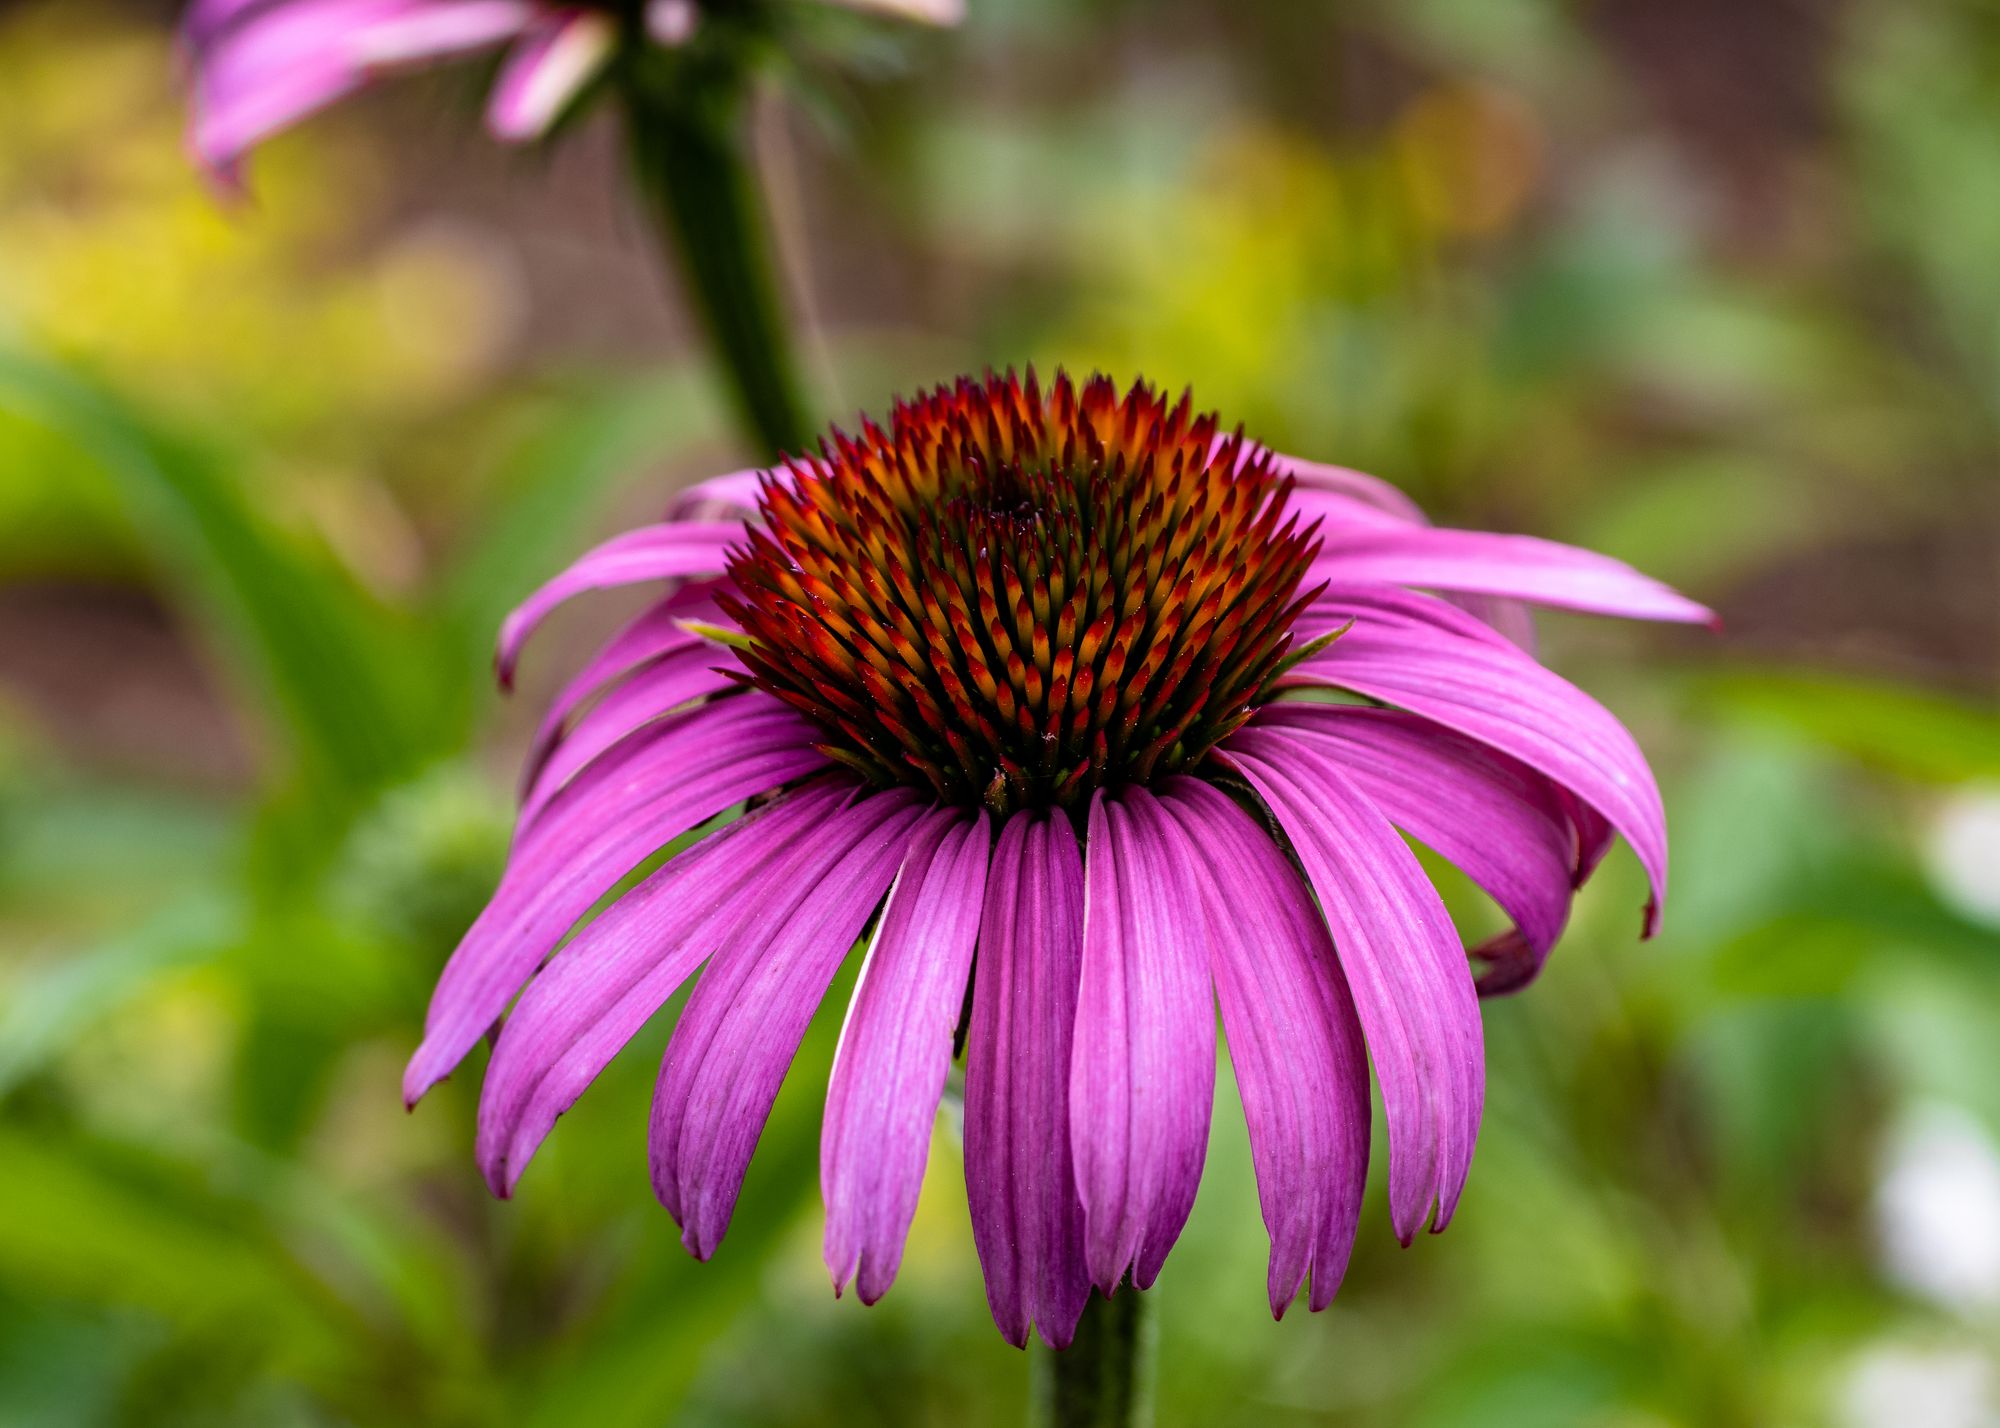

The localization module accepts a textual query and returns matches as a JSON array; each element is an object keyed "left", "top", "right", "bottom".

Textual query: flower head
[
  {"left": 725, "top": 375, "right": 1319, "bottom": 812},
  {"left": 409, "top": 370, "right": 1714, "bottom": 1347},
  {"left": 181, "top": 0, "right": 962, "bottom": 183}
]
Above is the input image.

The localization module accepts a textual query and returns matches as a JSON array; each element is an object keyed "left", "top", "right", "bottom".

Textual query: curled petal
[{"left": 1468, "top": 927, "right": 1549, "bottom": 997}]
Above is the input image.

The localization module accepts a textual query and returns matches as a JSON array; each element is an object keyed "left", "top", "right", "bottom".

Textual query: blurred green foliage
[{"left": 1, "top": 2, "right": 1997, "bottom": 1426}]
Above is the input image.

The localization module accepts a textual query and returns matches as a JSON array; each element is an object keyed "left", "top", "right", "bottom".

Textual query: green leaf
[
  {"left": 0, "top": 893, "right": 236, "bottom": 1099},
  {"left": 0, "top": 353, "right": 442, "bottom": 797},
  {"left": 1696, "top": 668, "right": 2000, "bottom": 784},
  {"left": 0, "top": 1128, "right": 360, "bottom": 1376}
]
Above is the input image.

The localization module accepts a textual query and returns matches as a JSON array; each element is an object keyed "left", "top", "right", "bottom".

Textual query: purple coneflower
[
  {"left": 407, "top": 370, "right": 1713, "bottom": 1348},
  {"left": 181, "top": 0, "right": 961, "bottom": 180}
]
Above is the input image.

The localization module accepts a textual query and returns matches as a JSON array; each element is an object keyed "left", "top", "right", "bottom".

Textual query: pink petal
[
  {"left": 645, "top": 0, "right": 700, "bottom": 46},
  {"left": 495, "top": 521, "right": 741, "bottom": 687},
  {"left": 650, "top": 789, "right": 929, "bottom": 1259},
  {"left": 518, "top": 643, "right": 739, "bottom": 826},
  {"left": 963, "top": 810, "right": 1092, "bottom": 1350},
  {"left": 1252, "top": 705, "right": 1577, "bottom": 956},
  {"left": 665, "top": 466, "right": 770, "bottom": 520},
  {"left": 484, "top": 8, "right": 616, "bottom": 142},
  {"left": 1070, "top": 790, "right": 1215, "bottom": 1294},
  {"left": 1290, "top": 584, "right": 1670, "bottom": 935},
  {"left": 1219, "top": 728, "right": 1485, "bottom": 1243},
  {"left": 822, "top": 809, "right": 991, "bottom": 1303},
  {"left": 186, "top": 0, "right": 536, "bottom": 177},
  {"left": 1448, "top": 592, "right": 1539, "bottom": 652},
  {"left": 476, "top": 778, "right": 850, "bottom": 1192},
  {"left": 1308, "top": 524, "right": 1716, "bottom": 626},
  {"left": 1254, "top": 459, "right": 1541, "bottom": 645},
  {"left": 1157, "top": 778, "right": 1369, "bottom": 1316},
  {"left": 814, "top": 0, "right": 966, "bottom": 24},
  {"left": 1215, "top": 439, "right": 1430, "bottom": 526},
  {"left": 404, "top": 694, "right": 826, "bottom": 1104},
  {"left": 519, "top": 579, "right": 729, "bottom": 785}
]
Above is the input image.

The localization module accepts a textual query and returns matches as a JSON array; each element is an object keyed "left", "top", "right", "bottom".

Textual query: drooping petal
[
  {"left": 520, "top": 579, "right": 729, "bottom": 784},
  {"left": 1252, "top": 705, "right": 1577, "bottom": 956},
  {"left": 476, "top": 778, "right": 849, "bottom": 1192},
  {"left": 1308, "top": 524, "right": 1716, "bottom": 626},
  {"left": 485, "top": 8, "right": 617, "bottom": 142},
  {"left": 822, "top": 809, "right": 991, "bottom": 1303},
  {"left": 649, "top": 789, "right": 928, "bottom": 1259},
  {"left": 1157, "top": 778, "right": 1369, "bottom": 1316},
  {"left": 1070, "top": 790, "right": 1215, "bottom": 1294},
  {"left": 963, "top": 810, "right": 1092, "bottom": 1350},
  {"left": 1220, "top": 728, "right": 1485, "bottom": 1243},
  {"left": 1291, "top": 584, "right": 1669, "bottom": 935},
  {"left": 187, "top": 0, "right": 537, "bottom": 178},
  {"left": 495, "top": 521, "right": 741, "bottom": 686},
  {"left": 518, "top": 643, "right": 739, "bottom": 825},
  {"left": 404, "top": 695, "right": 826, "bottom": 1104}
]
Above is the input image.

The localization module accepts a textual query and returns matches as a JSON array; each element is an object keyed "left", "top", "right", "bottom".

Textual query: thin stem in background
[{"left": 620, "top": 59, "right": 814, "bottom": 461}]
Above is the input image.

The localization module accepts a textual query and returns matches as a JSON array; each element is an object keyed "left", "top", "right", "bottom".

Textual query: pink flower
[
  {"left": 181, "top": 0, "right": 962, "bottom": 182},
  {"left": 407, "top": 371, "right": 1714, "bottom": 1347}
]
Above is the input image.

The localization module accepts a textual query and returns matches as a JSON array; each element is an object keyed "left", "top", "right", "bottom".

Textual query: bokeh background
[{"left": 3, "top": 1, "right": 1999, "bottom": 1424}]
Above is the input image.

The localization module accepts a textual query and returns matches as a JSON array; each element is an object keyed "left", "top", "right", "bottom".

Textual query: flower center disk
[{"left": 723, "top": 372, "right": 1322, "bottom": 815}]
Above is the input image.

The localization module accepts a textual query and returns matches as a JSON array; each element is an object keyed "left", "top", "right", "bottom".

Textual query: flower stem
[
  {"left": 1034, "top": 1290, "right": 1154, "bottom": 1428},
  {"left": 619, "top": 57, "right": 813, "bottom": 460}
]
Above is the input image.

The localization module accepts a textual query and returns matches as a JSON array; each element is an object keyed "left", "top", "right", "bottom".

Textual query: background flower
[{"left": 183, "top": 0, "right": 961, "bottom": 180}]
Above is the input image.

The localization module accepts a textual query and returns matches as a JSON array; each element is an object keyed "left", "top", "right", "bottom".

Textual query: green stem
[
  {"left": 620, "top": 61, "right": 813, "bottom": 460},
  {"left": 1033, "top": 1290, "right": 1154, "bottom": 1428}
]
